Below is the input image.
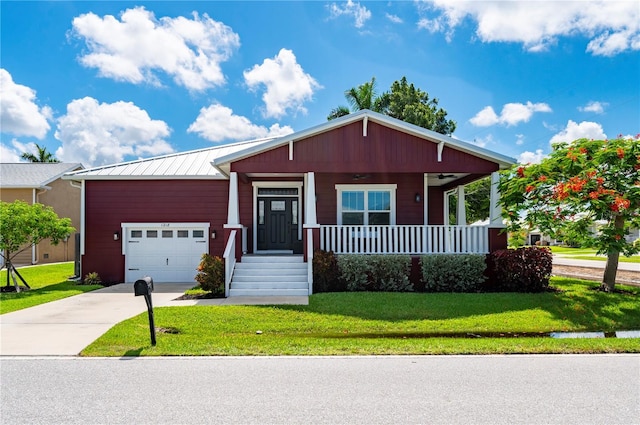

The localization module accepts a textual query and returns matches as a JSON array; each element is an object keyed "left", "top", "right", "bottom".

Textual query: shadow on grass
[
  {"left": 0, "top": 281, "right": 95, "bottom": 298},
  {"left": 121, "top": 348, "right": 144, "bottom": 358},
  {"left": 273, "top": 279, "right": 640, "bottom": 331}
]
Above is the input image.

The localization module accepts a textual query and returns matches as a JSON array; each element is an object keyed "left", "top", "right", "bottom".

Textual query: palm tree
[
  {"left": 21, "top": 144, "right": 59, "bottom": 163},
  {"left": 327, "top": 77, "right": 386, "bottom": 120}
]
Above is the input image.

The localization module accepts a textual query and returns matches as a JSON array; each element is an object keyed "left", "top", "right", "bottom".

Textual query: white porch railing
[
  {"left": 319, "top": 225, "right": 488, "bottom": 255},
  {"left": 223, "top": 230, "right": 237, "bottom": 297}
]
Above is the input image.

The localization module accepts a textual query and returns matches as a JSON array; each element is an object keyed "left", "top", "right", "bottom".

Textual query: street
[{"left": 1, "top": 355, "right": 638, "bottom": 424}]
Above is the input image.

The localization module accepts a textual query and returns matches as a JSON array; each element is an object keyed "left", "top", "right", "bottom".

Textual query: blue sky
[{"left": 1, "top": 1, "right": 639, "bottom": 167}]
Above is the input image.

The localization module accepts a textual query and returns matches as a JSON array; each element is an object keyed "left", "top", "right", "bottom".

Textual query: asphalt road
[{"left": 1, "top": 355, "right": 639, "bottom": 425}]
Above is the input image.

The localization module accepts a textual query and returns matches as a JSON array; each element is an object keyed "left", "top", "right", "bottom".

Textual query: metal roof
[
  {"left": 0, "top": 163, "right": 83, "bottom": 188},
  {"left": 62, "top": 138, "right": 275, "bottom": 180},
  {"left": 213, "top": 110, "right": 517, "bottom": 170}
]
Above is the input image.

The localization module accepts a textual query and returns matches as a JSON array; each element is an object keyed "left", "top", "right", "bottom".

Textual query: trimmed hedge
[
  {"left": 332, "top": 254, "right": 413, "bottom": 292},
  {"left": 312, "top": 250, "right": 343, "bottom": 292},
  {"left": 420, "top": 254, "right": 487, "bottom": 292},
  {"left": 487, "top": 247, "right": 552, "bottom": 292}
]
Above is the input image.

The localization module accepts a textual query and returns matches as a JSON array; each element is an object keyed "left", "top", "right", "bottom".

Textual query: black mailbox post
[{"left": 134, "top": 277, "right": 156, "bottom": 346}]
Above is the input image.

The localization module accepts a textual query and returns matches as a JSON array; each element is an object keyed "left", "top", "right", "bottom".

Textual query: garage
[{"left": 122, "top": 223, "right": 210, "bottom": 283}]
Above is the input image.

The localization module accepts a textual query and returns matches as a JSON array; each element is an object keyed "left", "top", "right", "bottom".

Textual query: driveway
[{"left": 0, "top": 283, "right": 307, "bottom": 356}]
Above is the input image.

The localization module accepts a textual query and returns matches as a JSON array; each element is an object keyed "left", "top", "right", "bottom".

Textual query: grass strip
[{"left": 82, "top": 277, "right": 640, "bottom": 357}]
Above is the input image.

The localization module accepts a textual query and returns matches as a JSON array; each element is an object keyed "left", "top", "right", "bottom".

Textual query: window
[
  {"left": 131, "top": 230, "right": 142, "bottom": 238},
  {"left": 162, "top": 230, "right": 173, "bottom": 238},
  {"left": 177, "top": 230, "right": 188, "bottom": 238},
  {"left": 146, "top": 230, "right": 157, "bottom": 238},
  {"left": 193, "top": 230, "right": 204, "bottom": 238},
  {"left": 336, "top": 184, "right": 396, "bottom": 225}
]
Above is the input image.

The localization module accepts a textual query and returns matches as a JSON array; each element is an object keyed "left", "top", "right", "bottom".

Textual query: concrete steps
[{"left": 229, "top": 255, "right": 309, "bottom": 297}]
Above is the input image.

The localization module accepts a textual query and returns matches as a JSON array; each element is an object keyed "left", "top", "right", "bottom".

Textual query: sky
[{"left": 1, "top": 1, "right": 639, "bottom": 168}]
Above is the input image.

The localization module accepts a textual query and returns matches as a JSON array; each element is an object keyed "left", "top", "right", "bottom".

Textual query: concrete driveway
[{"left": 0, "top": 283, "right": 307, "bottom": 356}]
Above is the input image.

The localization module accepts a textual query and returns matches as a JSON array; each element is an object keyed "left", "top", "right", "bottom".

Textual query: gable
[{"left": 231, "top": 120, "right": 500, "bottom": 174}]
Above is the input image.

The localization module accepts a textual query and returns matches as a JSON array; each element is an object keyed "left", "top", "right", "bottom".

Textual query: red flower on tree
[{"left": 617, "top": 147, "right": 625, "bottom": 159}]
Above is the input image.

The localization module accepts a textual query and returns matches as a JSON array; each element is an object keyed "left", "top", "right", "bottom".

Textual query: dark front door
[{"left": 257, "top": 198, "right": 295, "bottom": 251}]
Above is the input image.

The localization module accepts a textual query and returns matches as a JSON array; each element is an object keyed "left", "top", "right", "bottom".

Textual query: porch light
[
  {"left": 211, "top": 230, "right": 217, "bottom": 239},
  {"left": 113, "top": 231, "right": 120, "bottom": 241},
  {"left": 415, "top": 193, "right": 421, "bottom": 203}
]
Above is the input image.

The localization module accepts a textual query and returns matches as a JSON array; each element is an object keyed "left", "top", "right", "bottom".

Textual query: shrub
[
  {"left": 488, "top": 247, "right": 552, "bottom": 292},
  {"left": 369, "top": 255, "right": 413, "bottom": 292},
  {"left": 337, "top": 254, "right": 413, "bottom": 292},
  {"left": 194, "top": 253, "right": 224, "bottom": 296},
  {"left": 420, "top": 254, "right": 487, "bottom": 292},
  {"left": 312, "top": 250, "right": 343, "bottom": 292},
  {"left": 82, "top": 272, "right": 102, "bottom": 286},
  {"left": 337, "top": 255, "right": 370, "bottom": 291}
]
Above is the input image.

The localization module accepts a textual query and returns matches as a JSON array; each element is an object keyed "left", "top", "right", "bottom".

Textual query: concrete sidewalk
[
  {"left": 0, "top": 283, "right": 308, "bottom": 356},
  {"left": 553, "top": 256, "right": 639, "bottom": 271}
]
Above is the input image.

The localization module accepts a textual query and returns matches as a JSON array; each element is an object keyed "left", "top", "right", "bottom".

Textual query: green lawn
[
  {"left": 549, "top": 246, "right": 640, "bottom": 263},
  {"left": 82, "top": 277, "right": 640, "bottom": 357},
  {"left": 0, "top": 262, "right": 101, "bottom": 314}
]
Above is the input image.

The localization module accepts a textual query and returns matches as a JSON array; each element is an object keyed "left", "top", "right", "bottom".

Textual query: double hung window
[{"left": 336, "top": 184, "right": 396, "bottom": 225}]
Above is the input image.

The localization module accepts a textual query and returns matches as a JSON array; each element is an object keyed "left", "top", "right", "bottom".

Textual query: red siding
[
  {"left": 82, "top": 180, "right": 228, "bottom": 283},
  {"left": 314, "top": 173, "right": 428, "bottom": 225},
  {"left": 232, "top": 121, "right": 499, "bottom": 174}
]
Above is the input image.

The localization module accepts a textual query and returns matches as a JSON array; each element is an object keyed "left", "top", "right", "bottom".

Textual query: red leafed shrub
[
  {"left": 194, "top": 254, "right": 224, "bottom": 295},
  {"left": 312, "top": 250, "right": 344, "bottom": 292},
  {"left": 487, "top": 247, "right": 552, "bottom": 292}
]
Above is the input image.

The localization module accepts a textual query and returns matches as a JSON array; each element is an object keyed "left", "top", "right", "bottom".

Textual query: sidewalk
[
  {"left": 553, "top": 256, "right": 639, "bottom": 272},
  {"left": 0, "top": 283, "right": 307, "bottom": 356}
]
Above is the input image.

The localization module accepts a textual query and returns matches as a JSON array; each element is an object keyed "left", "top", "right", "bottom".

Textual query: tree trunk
[
  {"left": 601, "top": 250, "right": 619, "bottom": 292},
  {"left": 600, "top": 215, "right": 624, "bottom": 292}
]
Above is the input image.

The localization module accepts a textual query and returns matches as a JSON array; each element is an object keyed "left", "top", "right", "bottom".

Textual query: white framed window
[{"left": 335, "top": 184, "right": 397, "bottom": 225}]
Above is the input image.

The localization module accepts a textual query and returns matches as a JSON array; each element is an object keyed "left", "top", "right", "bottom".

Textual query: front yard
[
  {"left": 82, "top": 277, "right": 640, "bottom": 356},
  {"left": 0, "top": 262, "right": 101, "bottom": 314}
]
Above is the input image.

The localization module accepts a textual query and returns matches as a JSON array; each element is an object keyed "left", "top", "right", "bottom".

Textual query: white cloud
[
  {"left": 0, "top": 139, "right": 31, "bottom": 163},
  {"left": 0, "top": 69, "right": 52, "bottom": 139},
  {"left": 578, "top": 101, "right": 608, "bottom": 114},
  {"left": 470, "top": 101, "right": 551, "bottom": 127},
  {"left": 417, "top": 1, "right": 640, "bottom": 56},
  {"left": 515, "top": 134, "right": 525, "bottom": 145},
  {"left": 327, "top": 0, "right": 372, "bottom": 28},
  {"left": 386, "top": 13, "right": 403, "bottom": 24},
  {"left": 71, "top": 7, "right": 240, "bottom": 91},
  {"left": 243, "top": 49, "right": 321, "bottom": 119},
  {"left": 187, "top": 104, "right": 294, "bottom": 143},
  {"left": 518, "top": 149, "right": 546, "bottom": 164},
  {"left": 54, "top": 97, "right": 173, "bottom": 166},
  {"left": 549, "top": 120, "right": 607, "bottom": 144}
]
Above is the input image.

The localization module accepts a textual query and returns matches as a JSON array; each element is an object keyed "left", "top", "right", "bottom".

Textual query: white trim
[
  {"left": 251, "top": 181, "right": 304, "bottom": 253},
  {"left": 80, "top": 181, "right": 85, "bottom": 256},
  {"left": 437, "top": 142, "right": 445, "bottom": 162},
  {"left": 457, "top": 185, "right": 466, "bottom": 225},
  {"left": 335, "top": 184, "right": 397, "bottom": 225},
  {"left": 227, "top": 172, "right": 239, "bottom": 225},
  {"left": 489, "top": 171, "right": 505, "bottom": 228},
  {"left": 363, "top": 116, "right": 368, "bottom": 137},
  {"left": 423, "top": 173, "right": 429, "bottom": 225},
  {"left": 289, "top": 140, "right": 294, "bottom": 160}
]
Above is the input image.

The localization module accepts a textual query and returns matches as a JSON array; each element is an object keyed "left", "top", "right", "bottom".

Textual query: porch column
[
  {"left": 489, "top": 172, "right": 504, "bottom": 227},
  {"left": 305, "top": 172, "right": 317, "bottom": 226},
  {"left": 488, "top": 171, "right": 507, "bottom": 252},
  {"left": 224, "top": 171, "right": 243, "bottom": 259},
  {"left": 226, "top": 172, "right": 239, "bottom": 225},
  {"left": 457, "top": 185, "right": 466, "bottom": 225}
]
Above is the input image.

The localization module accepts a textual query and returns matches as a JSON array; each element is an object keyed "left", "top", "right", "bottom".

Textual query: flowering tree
[{"left": 499, "top": 136, "right": 640, "bottom": 292}]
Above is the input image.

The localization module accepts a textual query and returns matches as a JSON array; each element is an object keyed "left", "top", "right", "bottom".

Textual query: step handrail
[{"left": 223, "top": 230, "right": 237, "bottom": 298}]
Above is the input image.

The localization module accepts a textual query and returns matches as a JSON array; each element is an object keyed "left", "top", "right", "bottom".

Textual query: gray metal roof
[
  {"left": 213, "top": 109, "right": 517, "bottom": 170},
  {"left": 63, "top": 138, "right": 275, "bottom": 180},
  {"left": 0, "top": 163, "right": 84, "bottom": 188}
]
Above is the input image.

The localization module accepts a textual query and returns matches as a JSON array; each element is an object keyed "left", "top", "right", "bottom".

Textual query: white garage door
[{"left": 124, "top": 224, "right": 209, "bottom": 283}]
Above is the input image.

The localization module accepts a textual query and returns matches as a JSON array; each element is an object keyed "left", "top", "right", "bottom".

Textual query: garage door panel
[{"left": 124, "top": 226, "right": 208, "bottom": 283}]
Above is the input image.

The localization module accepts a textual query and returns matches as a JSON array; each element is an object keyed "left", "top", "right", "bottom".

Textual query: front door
[{"left": 257, "top": 198, "right": 296, "bottom": 251}]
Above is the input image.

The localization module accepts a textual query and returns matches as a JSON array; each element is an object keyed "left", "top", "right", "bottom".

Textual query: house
[
  {"left": 1, "top": 162, "right": 83, "bottom": 267},
  {"left": 63, "top": 110, "right": 515, "bottom": 295}
]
